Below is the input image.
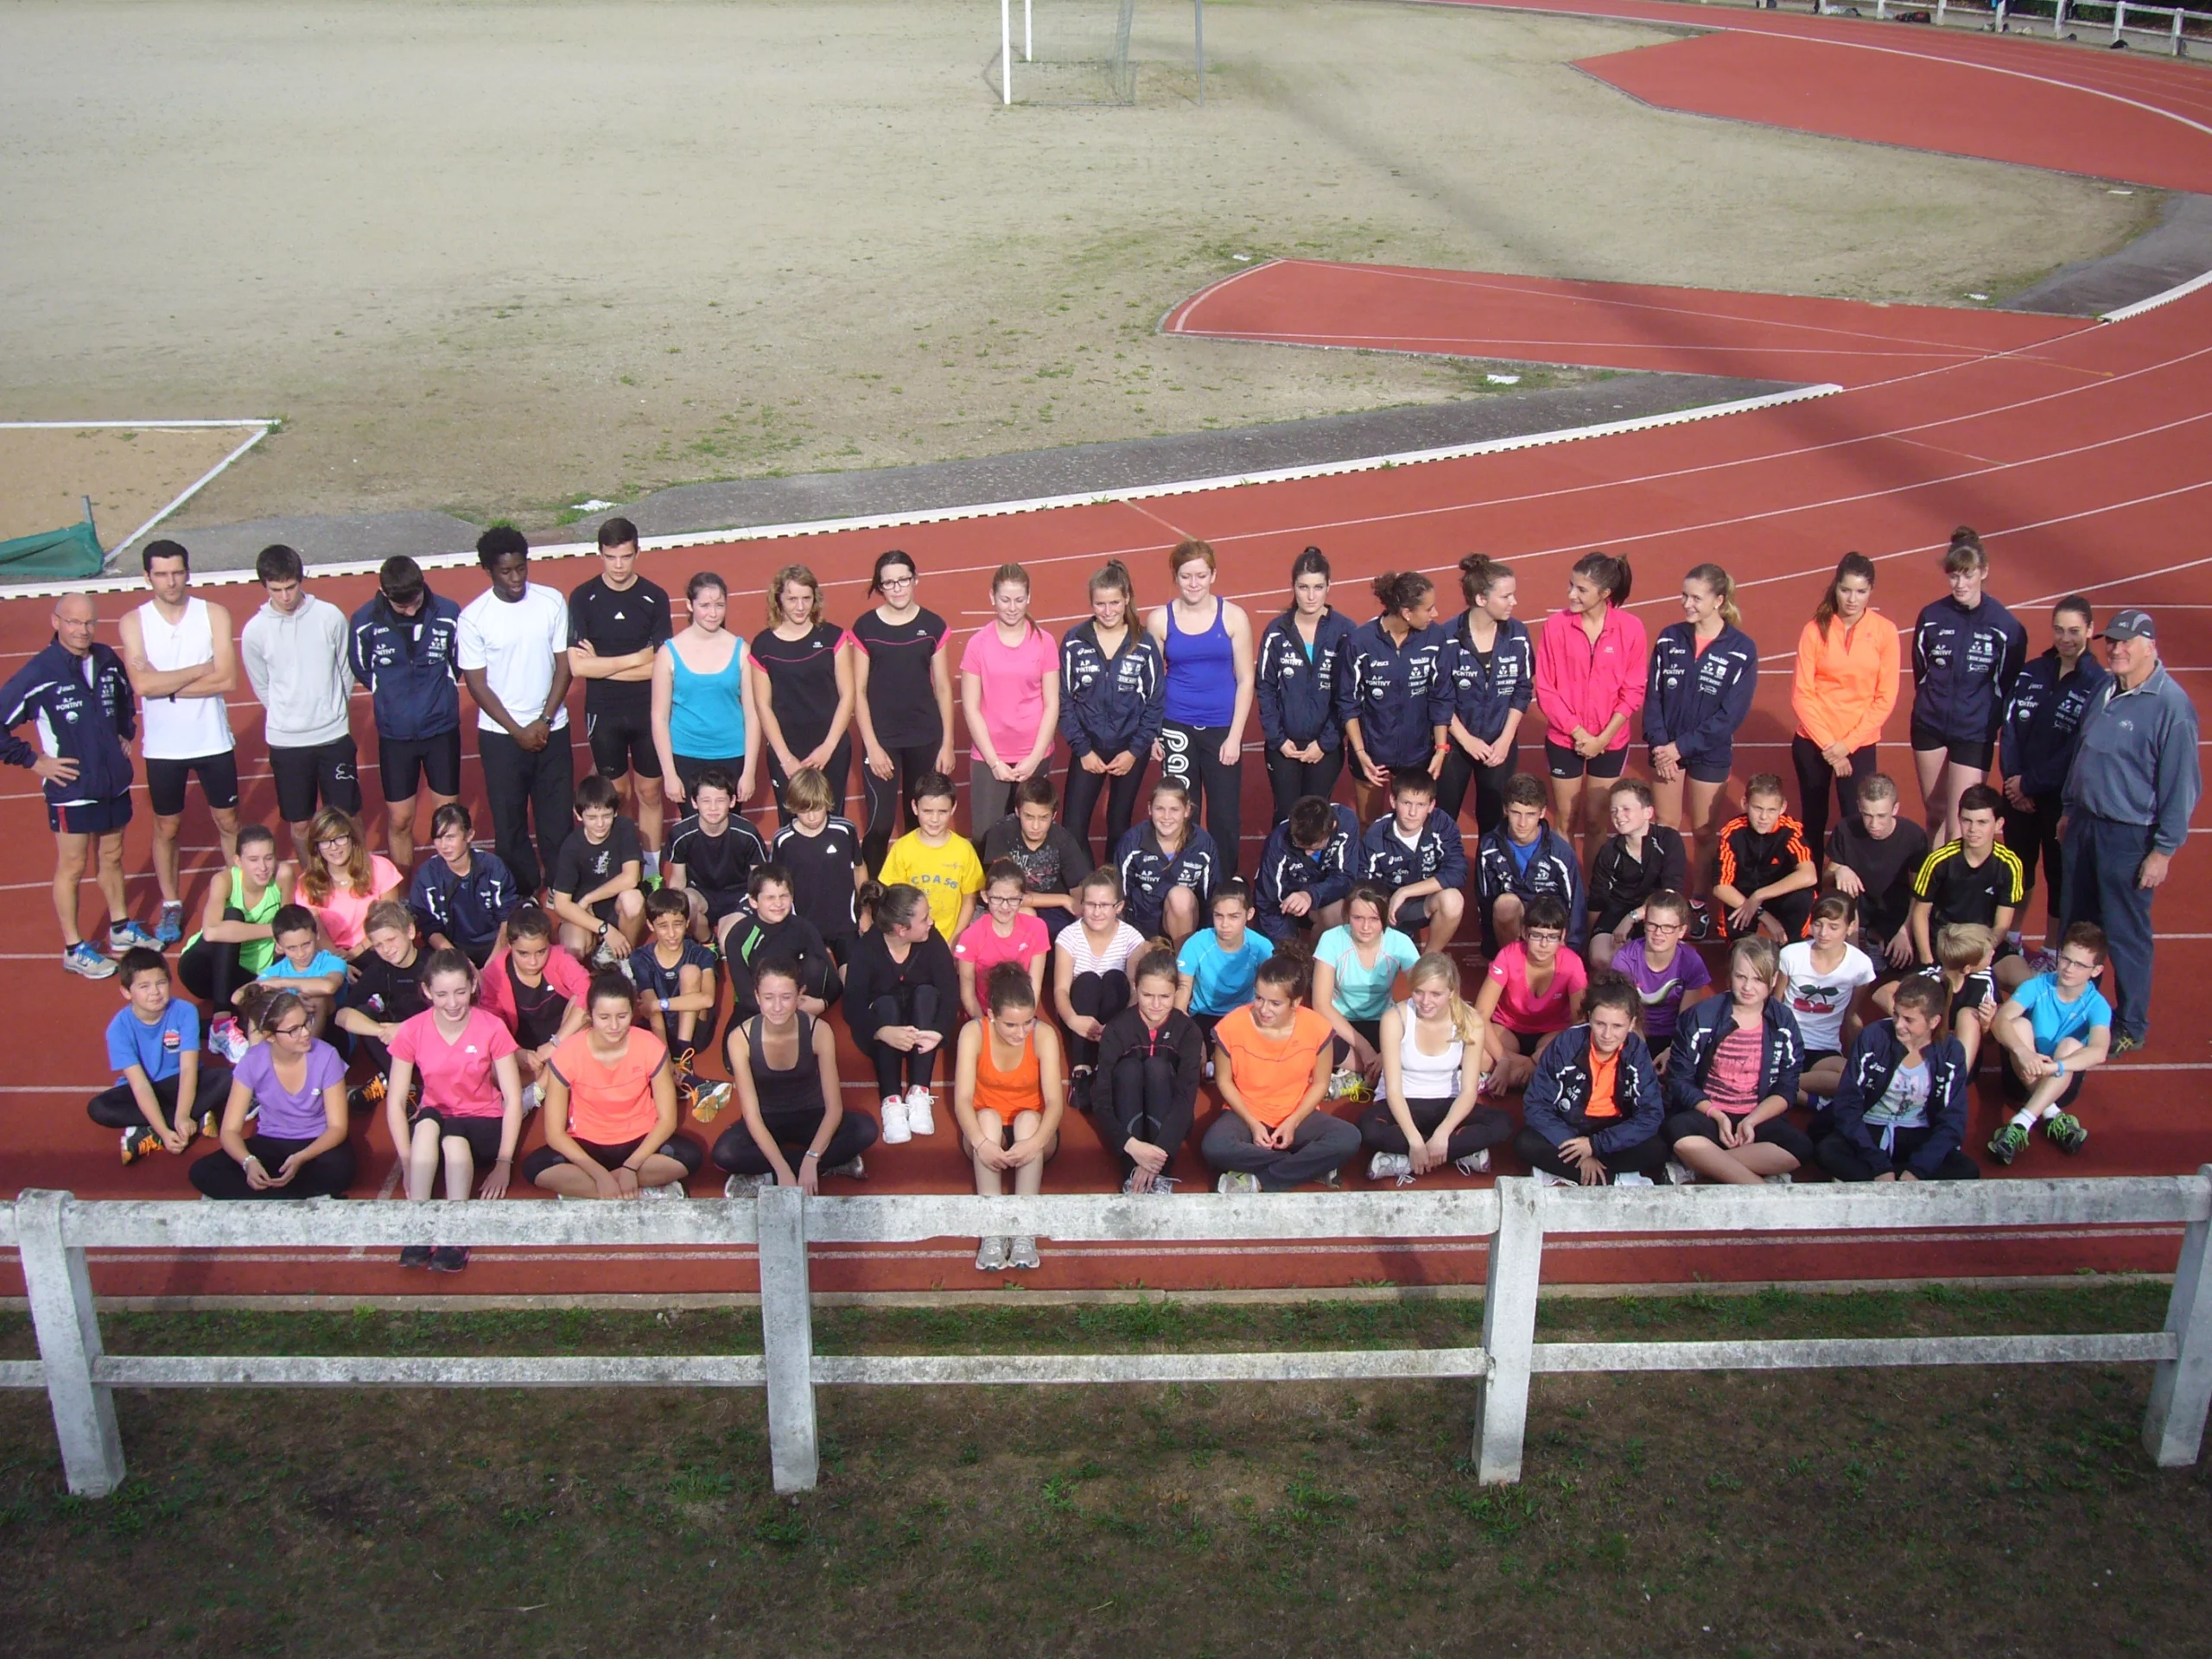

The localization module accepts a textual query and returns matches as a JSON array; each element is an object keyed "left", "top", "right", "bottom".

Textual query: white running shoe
[
  {"left": 724, "top": 1173, "right": 772, "bottom": 1197},
  {"left": 521, "top": 1082, "right": 542, "bottom": 1116},
  {"left": 639, "top": 1180, "right": 687, "bottom": 1200},
  {"left": 1215, "top": 1172, "right": 1261, "bottom": 1195},
  {"left": 903, "top": 1085, "right": 937, "bottom": 1136},
  {"left": 880, "top": 1096, "right": 912, "bottom": 1144},
  {"left": 1007, "top": 1236, "right": 1040, "bottom": 1271},
  {"left": 976, "top": 1236, "right": 1008, "bottom": 1272},
  {"left": 1664, "top": 1160, "right": 1695, "bottom": 1186},
  {"left": 1535, "top": 1169, "right": 1575, "bottom": 1188},
  {"left": 1367, "top": 1151, "right": 1413, "bottom": 1182},
  {"left": 1452, "top": 1148, "right": 1491, "bottom": 1177},
  {"left": 1764, "top": 1173, "right": 1794, "bottom": 1186}
]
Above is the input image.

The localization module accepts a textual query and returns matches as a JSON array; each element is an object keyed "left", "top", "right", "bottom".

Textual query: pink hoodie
[{"left": 1534, "top": 605, "right": 1649, "bottom": 753}]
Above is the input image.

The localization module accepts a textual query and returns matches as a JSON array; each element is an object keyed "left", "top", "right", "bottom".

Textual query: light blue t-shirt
[
  {"left": 1314, "top": 924, "right": 1421, "bottom": 1022},
  {"left": 261, "top": 950, "right": 348, "bottom": 984},
  {"left": 2012, "top": 973, "right": 2112, "bottom": 1055},
  {"left": 1177, "top": 928, "right": 1274, "bottom": 1017},
  {"left": 105, "top": 1002, "right": 199, "bottom": 1084}
]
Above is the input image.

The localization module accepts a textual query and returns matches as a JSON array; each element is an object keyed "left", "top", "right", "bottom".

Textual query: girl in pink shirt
[
  {"left": 959, "top": 563, "right": 1060, "bottom": 836},
  {"left": 1534, "top": 552, "right": 1648, "bottom": 852},
  {"left": 955, "top": 861, "right": 1052, "bottom": 1020},
  {"left": 298, "top": 807, "right": 404, "bottom": 957}
]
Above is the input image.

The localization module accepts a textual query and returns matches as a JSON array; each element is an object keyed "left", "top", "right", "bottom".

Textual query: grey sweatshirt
[
  {"left": 2063, "top": 662, "right": 2201, "bottom": 853},
  {"left": 241, "top": 594, "right": 355, "bottom": 747}
]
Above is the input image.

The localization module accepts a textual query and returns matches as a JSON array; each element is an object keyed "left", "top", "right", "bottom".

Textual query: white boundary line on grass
[{"left": 0, "top": 417, "right": 279, "bottom": 569}]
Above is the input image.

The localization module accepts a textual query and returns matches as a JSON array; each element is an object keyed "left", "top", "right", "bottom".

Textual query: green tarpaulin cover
[{"left": 0, "top": 520, "right": 103, "bottom": 580}]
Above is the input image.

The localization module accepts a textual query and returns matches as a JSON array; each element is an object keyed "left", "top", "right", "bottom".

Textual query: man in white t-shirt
[
  {"left": 116, "top": 540, "right": 240, "bottom": 944},
  {"left": 457, "top": 527, "right": 575, "bottom": 896}
]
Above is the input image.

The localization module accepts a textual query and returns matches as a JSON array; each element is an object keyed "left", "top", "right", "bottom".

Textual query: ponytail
[{"left": 1571, "top": 550, "right": 1632, "bottom": 608}]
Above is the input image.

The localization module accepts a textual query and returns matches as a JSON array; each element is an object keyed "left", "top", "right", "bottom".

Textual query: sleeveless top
[
  {"left": 746, "top": 1012, "right": 822, "bottom": 1116},
  {"left": 974, "top": 1027, "right": 1041, "bottom": 1119},
  {"left": 1395, "top": 998, "right": 1465, "bottom": 1100},
  {"left": 1164, "top": 600, "right": 1236, "bottom": 728},
  {"left": 183, "top": 866, "right": 285, "bottom": 976},
  {"left": 667, "top": 633, "right": 747, "bottom": 758},
  {"left": 136, "top": 597, "right": 233, "bottom": 760}
]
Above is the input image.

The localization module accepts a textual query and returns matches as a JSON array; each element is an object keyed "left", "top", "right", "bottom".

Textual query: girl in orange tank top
[{"left": 952, "top": 963, "right": 1069, "bottom": 1274}]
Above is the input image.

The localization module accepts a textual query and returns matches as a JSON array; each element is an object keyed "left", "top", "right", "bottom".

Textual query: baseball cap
[{"left": 2099, "top": 609, "right": 2156, "bottom": 642}]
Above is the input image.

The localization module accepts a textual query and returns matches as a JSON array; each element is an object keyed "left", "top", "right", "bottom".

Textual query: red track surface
[{"left": 4, "top": 3, "right": 2209, "bottom": 1300}]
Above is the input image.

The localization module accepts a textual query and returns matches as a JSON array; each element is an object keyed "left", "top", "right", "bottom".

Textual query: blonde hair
[
  {"left": 1936, "top": 922, "right": 1993, "bottom": 976},
  {"left": 1684, "top": 563, "right": 1743, "bottom": 629},
  {"left": 1406, "top": 953, "right": 1484, "bottom": 1045},
  {"left": 769, "top": 563, "right": 823, "bottom": 626},
  {"left": 299, "top": 808, "right": 374, "bottom": 905},
  {"left": 783, "top": 766, "right": 836, "bottom": 815}
]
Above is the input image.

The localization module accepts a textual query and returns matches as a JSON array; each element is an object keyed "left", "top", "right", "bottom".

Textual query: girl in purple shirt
[{"left": 188, "top": 989, "right": 356, "bottom": 1199}]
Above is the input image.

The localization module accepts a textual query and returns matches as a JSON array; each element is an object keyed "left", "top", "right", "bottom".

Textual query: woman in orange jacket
[{"left": 1790, "top": 552, "right": 1900, "bottom": 858}]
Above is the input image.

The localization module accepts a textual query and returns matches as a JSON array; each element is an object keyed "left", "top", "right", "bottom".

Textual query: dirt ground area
[
  {"left": 0, "top": 0, "right": 2155, "bottom": 532},
  {"left": 0, "top": 427, "right": 253, "bottom": 545}
]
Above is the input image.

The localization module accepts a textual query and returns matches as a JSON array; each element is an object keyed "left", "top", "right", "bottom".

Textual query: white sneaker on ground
[
  {"left": 1764, "top": 1173, "right": 1794, "bottom": 1186},
  {"left": 1367, "top": 1151, "right": 1413, "bottom": 1182},
  {"left": 976, "top": 1236, "right": 1008, "bottom": 1272},
  {"left": 1535, "top": 1169, "right": 1575, "bottom": 1188},
  {"left": 1007, "top": 1236, "right": 1040, "bottom": 1270},
  {"left": 1215, "top": 1172, "right": 1261, "bottom": 1195},
  {"left": 724, "top": 1173, "right": 772, "bottom": 1197},
  {"left": 1452, "top": 1148, "right": 1491, "bottom": 1177},
  {"left": 1664, "top": 1160, "right": 1695, "bottom": 1186},
  {"left": 1611, "top": 1172, "right": 1655, "bottom": 1188},
  {"left": 521, "top": 1083, "right": 541, "bottom": 1116},
  {"left": 639, "top": 1180, "right": 686, "bottom": 1200},
  {"left": 880, "top": 1096, "right": 912, "bottom": 1144},
  {"left": 903, "top": 1086, "right": 937, "bottom": 1135}
]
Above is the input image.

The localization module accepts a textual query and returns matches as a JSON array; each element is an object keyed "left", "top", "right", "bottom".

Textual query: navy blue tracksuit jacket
[
  {"left": 1643, "top": 621, "right": 1758, "bottom": 769},
  {"left": 1058, "top": 620, "right": 1165, "bottom": 761},
  {"left": 349, "top": 590, "right": 463, "bottom": 742},
  {"left": 1999, "top": 648, "right": 2110, "bottom": 800},
  {"left": 1428, "top": 612, "right": 1534, "bottom": 747},
  {"left": 1912, "top": 594, "right": 2028, "bottom": 746},
  {"left": 1335, "top": 617, "right": 1445, "bottom": 772},
  {"left": 1251, "top": 806, "right": 1360, "bottom": 944},
  {"left": 1358, "top": 808, "right": 1469, "bottom": 894},
  {"left": 1255, "top": 607, "right": 1352, "bottom": 753},
  {"left": 0, "top": 639, "right": 137, "bottom": 807}
]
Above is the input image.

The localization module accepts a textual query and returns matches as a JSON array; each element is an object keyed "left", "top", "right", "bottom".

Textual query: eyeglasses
[
  {"left": 2057, "top": 955, "right": 2100, "bottom": 972},
  {"left": 318, "top": 835, "right": 352, "bottom": 848},
  {"left": 987, "top": 891, "right": 1024, "bottom": 906},
  {"left": 1644, "top": 920, "right": 1686, "bottom": 934},
  {"left": 270, "top": 1022, "right": 311, "bottom": 1039},
  {"left": 877, "top": 575, "right": 914, "bottom": 590}
]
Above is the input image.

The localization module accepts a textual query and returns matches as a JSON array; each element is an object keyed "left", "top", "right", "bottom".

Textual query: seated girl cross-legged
[
  {"left": 954, "top": 963, "right": 1067, "bottom": 1273},
  {"left": 1511, "top": 973, "right": 1669, "bottom": 1186},
  {"left": 846, "top": 883, "right": 961, "bottom": 1142},
  {"left": 1205, "top": 954, "right": 1362, "bottom": 1193},
  {"left": 712, "top": 957, "right": 876, "bottom": 1194},
  {"left": 385, "top": 950, "right": 525, "bottom": 1272},
  {"left": 1090, "top": 940, "right": 1205, "bottom": 1195},
  {"left": 1053, "top": 867, "right": 1146, "bottom": 1080},
  {"left": 188, "top": 989, "right": 357, "bottom": 1200},
  {"left": 1815, "top": 974, "right": 1980, "bottom": 1183},
  {"left": 1473, "top": 892, "right": 1588, "bottom": 1096},
  {"left": 1661, "top": 938, "right": 1815, "bottom": 1185},
  {"left": 1363, "top": 952, "right": 1512, "bottom": 1184},
  {"left": 521, "top": 973, "right": 704, "bottom": 1198}
]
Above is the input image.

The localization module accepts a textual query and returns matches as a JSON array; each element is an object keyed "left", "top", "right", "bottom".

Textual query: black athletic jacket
[
  {"left": 1251, "top": 806, "right": 1360, "bottom": 944},
  {"left": 1828, "top": 1019, "right": 1971, "bottom": 1175},
  {"left": 1087, "top": 1007, "right": 1206, "bottom": 1120},
  {"left": 1358, "top": 808, "right": 1469, "bottom": 894},
  {"left": 1663, "top": 995, "right": 1805, "bottom": 1116},
  {"left": 1255, "top": 607, "right": 1353, "bottom": 753},
  {"left": 348, "top": 588, "right": 462, "bottom": 742},
  {"left": 1643, "top": 620, "right": 1758, "bottom": 765},
  {"left": 1586, "top": 827, "right": 1688, "bottom": 931},
  {"left": 1058, "top": 620, "right": 1166, "bottom": 761},
  {"left": 1114, "top": 823, "right": 1219, "bottom": 935},
  {"left": 843, "top": 929, "right": 958, "bottom": 1046},
  {"left": 723, "top": 912, "right": 842, "bottom": 1020},
  {"left": 1911, "top": 594, "right": 2028, "bottom": 745}
]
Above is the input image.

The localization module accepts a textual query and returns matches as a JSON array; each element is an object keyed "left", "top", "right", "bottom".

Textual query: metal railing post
[
  {"left": 16, "top": 1192, "right": 126, "bottom": 1497},
  {"left": 755, "top": 1184, "right": 820, "bottom": 1494},
  {"left": 2143, "top": 1170, "right": 2212, "bottom": 1466},
  {"left": 1475, "top": 1178, "right": 1542, "bottom": 1484}
]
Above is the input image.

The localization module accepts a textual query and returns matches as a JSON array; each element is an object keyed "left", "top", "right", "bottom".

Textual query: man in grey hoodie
[{"left": 240, "top": 543, "right": 359, "bottom": 861}]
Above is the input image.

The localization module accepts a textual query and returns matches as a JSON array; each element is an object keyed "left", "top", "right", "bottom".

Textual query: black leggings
[
  {"left": 1662, "top": 1109, "right": 1816, "bottom": 1166},
  {"left": 188, "top": 1134, "right": 357, "bottom": 1199},
  {"left": 1815, "top": 1127, "right": 1980, "bottom": 1182},
  {"left": 862, "top": 740, "right": 944, "bottom": 874},
  {"left": 1510, "top": 1126, "right": 1668, "bottom": 1182},
  {"left": 1064, "top": 970, "right": 1131, "bottom": 1071},
  {"left": 2003, "top": 791, "right": 2064, "bottom": 920},
  {"left": 178, "top": 921, "right": 252, "bottom": 1014},
  {"left": 1062, "top": 753, "right": 1151, "bottom": 864},
  {"left": 1160, "top": 721, "right": 1243, "bottom": 880},
  {"left": 771, "top": 734, "right": 853, "bottom": 828},
  {"left": 1263, "top": 745, "right": 1346, "bottom": 827},
  {"left": 860, "top": 986, "right": 945, "bottom": 1096},
  {"left": 88, "top": 1067, "right": 232, "bottom": 1131},
  {"left": 1434, "top": 745, "right": 1516, "bottom": 836},
  {"left": 1358, "top": 1096, "right": 1513, "bottom": 1160},
  {"left": 712, "top": 1103, "right": 880, "bottom": 1174},
  {"left": 1792, "top": 735, "right": 1878, "bottom": 864},
  {"left": 1093, "top": 1051, "right": 1196, "bottom": 1176}
]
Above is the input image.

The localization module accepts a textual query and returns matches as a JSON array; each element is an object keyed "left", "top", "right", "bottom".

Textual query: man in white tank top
[{"left": 118, "top": 540, "right": 240, "bottom": 944}]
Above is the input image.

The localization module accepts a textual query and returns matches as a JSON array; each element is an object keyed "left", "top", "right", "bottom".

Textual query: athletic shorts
[
  {"left": 409, "top": 1107, "right": 506, "bottom": 1166},
  {"left": 1909, "top": 720, "right": 1994, "bottom": 772},
  {"left": 588, "top": 711, "right": 663, "bottom": 782},
  {"left": 268, "top": 734, "right": 362, "bottom": 824},
  {"left": 672, "top": 753, "right": 745, "bottom": 800},
  {"left": 1545, "top": 741, "right": 1628, "bottom": 781},
  {"left": 520, "top": 1130, "right": 704, "bottom": 1184},
  {"left": 1681, "top": 750, "right": 1733, "bottom": 786},
  {"left": 378, "top": 729, "right": 462, "bottom": 802},
  {"left": 145, "top": 751, "right": 240, "bottom": 817},
  {"left": 1499, "top": 1027, "right": 1555, "bottom": 1058},
  {"left": 1390, "top": 893, "right": 1434, "bottom": 932},
  {"left": 1999, "top": 1052, "right": 2087, "bottom": 1110},
  {"left": 50, "top": 794, "right": 132, "bottom": 836}
]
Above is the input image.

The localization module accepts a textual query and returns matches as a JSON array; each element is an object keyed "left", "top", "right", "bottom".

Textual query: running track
[{"left": 3, "top": 2, "right": 2209, "bottom": 1300}]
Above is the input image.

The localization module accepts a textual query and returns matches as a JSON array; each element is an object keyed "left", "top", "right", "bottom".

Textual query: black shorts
[
  {"left": 409, "top": 1108, "right": 506, "bottom": 1165},
  {"left": 1681, "top": 749, "right": 1733, "bottom": 785},
  {"left": 672, "top": 753, "right": 746, "bottom": 800},
  {"left": 1910, "top": 720, "right": 1994, "bottom": 772},
  {"left": 378, "top": 729, "right": 463, "bottom": 801},
  {"left": 51, "top": 795, "right": 132, "bottom": 836},
  {"left": 1390, "top": 893, "right": 1434, "bottom": 932},
  {"left": 1719, "top": 886, "right": 1816, "bottom": 940},
  {"left": 1499, "top": 1027, "right": 1554, "bottom": 1058},
  {"left": 588, "top": 711, "right": 663, "bottom": 782},
  {"left": 269, "top": 735, "right": 362, "bottom": 824},
  {"left": 1545, "top": 741, "right": 1628, "bottom": 781},
  {"left": 1999, "top": 1052, "right": 2088, "bottom": 1110},
  {"left": 521, "top": 1130, "right": 704, "bottom": 1183},
  {"left": 145, "top": 751, "right": 240, "bottom": 817}
]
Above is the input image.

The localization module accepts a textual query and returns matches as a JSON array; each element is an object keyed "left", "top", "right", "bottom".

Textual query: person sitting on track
[
  {"left": 979, "top": 773, "right": 1094, "bottom": 942},
  {"left": 407, "top": 803, "right": 522, "bottom": 968},
  {"left": 877, "top": 771, "right": 985, "bottom": 944},
  {"left": 1205, "top": 954, "right": 1362, "bottom": 1194},
  {"left": 548, "top": 773, "right": 646, "bottom": 967},
  {"left": 1310, "top": 884, "right": 1421, "bottom": 1082},
  {"left": 1908, "top": 783, "right": 2023, "bottom": 974},
  {"left": 1113, "top": 776, "right": 1219, "bottom": 945},
  {"left": 955, "top": 858, "right": 1052, "bottom": 1021},
  {"left": 1822, "top": 772, "right": 1927, "bottom": 971},
  {"left": 1512, "top": 972, "right": 1669, "bottom": 1187},
  {"left": 522, "top": 971, "right": 702, "bottom": 1198},
  {"left": 332, "top": 899, "right": 430, "bottom": 1109},
  {"left": 385, "top": 949, "right": 524, "bottom": 1273},
  {"left": 1662, "top": 938, "right": 1814, "bottom": 1186},
  {"left": 297, "top": 806, "right": 404, "bottom": 960},
  {"left": 1357, "top": 768, "right": 1468, "bottom": 953},
  {"left": 769, "top": 765, "right": 867, "bottom": 964},
  {"left": 1985, "top": 921, "right": 2112, "bottom": 1168},
  {"left": 954, "top": 963, "right": 1067, "bottom": 1273},
  {"left": 1606, "top": 889, "right": 1710, "bottom": 1066},
  {"left": 178, "top": 823, "right": 296, "bottom": 1063},
  {"left": 1363, "top": 951, "right": 1510, "bottom": 1185},
  {"left": 476, "top": 904, "right": 591, "bottom": 1105},
  {"left": 1875, "top": 921, "right": 1996, "bottom": 1073},
  {"left": 723, "top": 862, "right": 842, "bottom": 1023},
  {"left": 1472, "top": 892, "right": 1587, "bottom": 1095},
  {"left": 1778, "top": 891, "right": 1877, "bottom": 1114},
  {"left": 628, "top": 886, "right": 720, "bottom": 1103},
  {"left": 248, "top": 905, "right": 348, "bottom": 1039},
  {"left": 1175, "top": 878, "right": 1274, "bottom": 1052},
  {"left": 1054, "top": 866, "right": 1147, "bottom": 1078},
  {"left": 188, "top": 989, "right": 356, "bottom": 1201},
  {"left": 1712, "top": 774, "right": 1817, "bottom": 944},
  {"left": 1585, "top": 777, "right": 1688, "bottom": 971},
  {"left": 713, "top": 957, "right": 874, "bottom": 1194},
  {"left": 1090, "top": 938, "right": 1205, "bottom": 1195},
  {"left": 1251, "top": 793, "right": 1360, "bottom": 948},
  {"left": 93, "top": 948, "right": 232, "bottom": 1166},
  {"left": 1814, "top": 976, "right": 1979, "bottom": 1183},
  {"left": 1473, "top": 772, "right": 1587, "bottom": 951},
  {"left": 846, "top": 882, "right": 959, "bottom": 1144},
  {"left": 663, "top": 763, "right": 770, "bottom": 950}
]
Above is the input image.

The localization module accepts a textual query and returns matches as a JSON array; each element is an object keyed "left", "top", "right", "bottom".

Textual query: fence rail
[
  {"left": 4, "top": 1173, "right": 2209, "bottom": 1499},
  {"left": 1825, "top": 0, "right": 2209, "bottom": 55}
]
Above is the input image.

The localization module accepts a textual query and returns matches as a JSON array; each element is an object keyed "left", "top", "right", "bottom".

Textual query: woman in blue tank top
[
  {"left": 652, "top": 571, "right": 759, "bottom": 808},
  {"left": 1145, "top": 539, "right": 1255, "bottom": 880}
]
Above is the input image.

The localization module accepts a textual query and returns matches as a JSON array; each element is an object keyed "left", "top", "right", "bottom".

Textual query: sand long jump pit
[{"left": 0, "top": 0, "right": 2158, "bottom": 543}]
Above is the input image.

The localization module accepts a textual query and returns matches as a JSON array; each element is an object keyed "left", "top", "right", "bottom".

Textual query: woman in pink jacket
[{"left": 1534, "top": 551, "right": 1647, "bottom": 852}]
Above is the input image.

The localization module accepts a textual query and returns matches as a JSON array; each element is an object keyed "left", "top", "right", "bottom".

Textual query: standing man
[
  {"left": 458, "top": 526, "right": 575, "bottom": 898},
  {"left": 1, "top": 594, "right": 154, "bottom": 976},
  {"left": 349, "top": 556, "right": 462, "bottom": 870},
  {"left": 117, "top": 539, "right": 239, "bottom": 943},
  {"left": 239, "top": 543, "right": 358, "bottom": 861},
  {"left": 2061, "top": 609, "right": 2201, "bottom": 1054},
  {"left": 567, "top": 518, "right": 672, "bottom": 876}
]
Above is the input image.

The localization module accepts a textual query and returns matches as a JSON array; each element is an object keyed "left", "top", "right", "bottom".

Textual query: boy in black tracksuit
[
  {"left": 1586, "top": 777, "right": 1688, "bottom": 964},
  {"left": 1058, "top": 615, "right": 1165, "bottom": 860},
  {"left": 1358, "top": 772, "right": 1468, "bottom": 950},
  {"left": 1713, "top": 778, "right": 1816, "bottom": 942},
  {"left": 1252, "top": 796, "right": 1360, "bottom": 946},
  {"left": 1089, "top": 1002, "right": 1207, "bottom": 1191},
  {"left": 1815, "top": 978, "right": 1980, "bottom": 1181}
]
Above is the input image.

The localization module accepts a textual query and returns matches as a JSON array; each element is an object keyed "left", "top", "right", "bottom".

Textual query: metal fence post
[
  {"left": 2143, "top": 1170, "right": 2212, "bottom": 1467},
  {"left": 1475, "top": 1177, "right": 1543, "bottom": 1484},
  {"left": 16, "top": 1191, "right": 126, "bottom": 1497},
  {"left": 755, "top": 1184, "right": 819, "bottom": 1494}
]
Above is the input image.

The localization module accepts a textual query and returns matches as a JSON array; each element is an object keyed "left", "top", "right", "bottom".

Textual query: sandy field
[
  {"left": 0, "top": 0, "right": 2155, "bottom": 531},
  {"left": 0, "top": 427, "right": 251, "bottom": 545}
]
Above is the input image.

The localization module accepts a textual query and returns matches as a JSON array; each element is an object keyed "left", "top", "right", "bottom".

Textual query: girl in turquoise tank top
[{"left": 653, "top": 571, "right": 760, "bottom": 809}]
